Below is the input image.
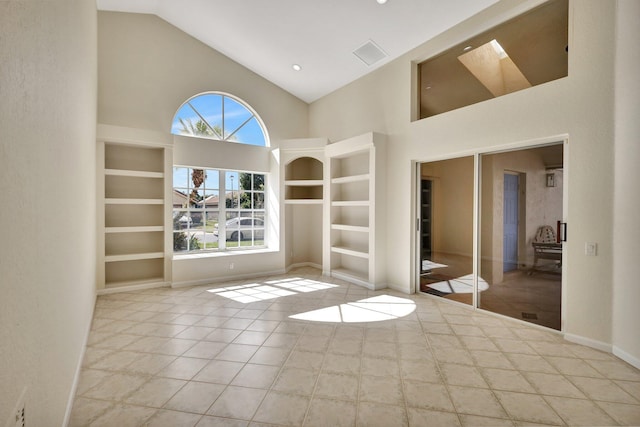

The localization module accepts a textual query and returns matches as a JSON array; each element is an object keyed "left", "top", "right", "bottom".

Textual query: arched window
[{"left": 171, "top": 92, "right": 268, "bottom": 147}]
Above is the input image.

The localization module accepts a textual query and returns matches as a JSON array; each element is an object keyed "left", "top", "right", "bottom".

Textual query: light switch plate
[{"left": 585, "top": 242, "right": 597, "bottom": 256}]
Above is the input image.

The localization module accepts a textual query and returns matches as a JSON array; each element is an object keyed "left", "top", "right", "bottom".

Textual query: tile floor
[{"left": 70, "top": 267, "right": 640, "bottom": 426}]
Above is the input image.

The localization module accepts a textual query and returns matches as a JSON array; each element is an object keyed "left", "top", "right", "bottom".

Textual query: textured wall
[
  {"left": 309, "top": 0, "right": 620, "bottom": 351},
  {"left": 0, "top": 0, "right": 97, "bottom": 425},
  {"left": 612, "top": 0, "right": 640, "bottom": 366},
  {"left": 97, "top": 11, "right": 309, "bottom": 145}
]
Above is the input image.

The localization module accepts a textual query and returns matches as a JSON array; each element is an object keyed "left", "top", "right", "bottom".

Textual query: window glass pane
[
  {"left": 174, "top": 232, "right": 189, "bottom": 252},
  {"left": 173, "top": 210, "right": 192, "bottom": 231},
  {"left": 479, "top": 145, "right": 564, "bottom": 330},
  {"left": 189, "top": 94, "right": 223, "bottom": 138},
  {"left": 173, "top": 166, "right": 266, "bottom": 253},
  {"left": 171, "top": 104, "right": 199, "bottom": 135},
  {"left": 253, "top": 193, "right": 265, "bottom": 209},
  {"left": 232, "top": 117, "right": 266, "bottom": 146},
  {"left": 203, "top": 190, "right": 219, "bottom": 211},
  {"left": 419, "top": 157, "right": 474, "bottom": 306},
  {"left": 173, "top": 167, "right": 189, "bottom": 189},
  {"left": 204, "top": 170, "right": 219, "bottom": 190},
  {"left": 171, "top": 92, "right": 267, "bottom": 146},
  {"left": 224, "top": 96, "right": 253, "bottom": 139},
  {"left": 253, "top": 174, "right": 265, "bottom": 191}
]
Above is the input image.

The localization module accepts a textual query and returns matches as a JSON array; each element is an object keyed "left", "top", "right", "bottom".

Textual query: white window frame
[{"left": 173, "top": 167, "right": 267, "bottom": 254}]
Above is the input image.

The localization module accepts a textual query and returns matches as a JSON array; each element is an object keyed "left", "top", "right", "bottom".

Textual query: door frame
[{"left": 412, "top": 134, "right": 569, "bottom": 331}]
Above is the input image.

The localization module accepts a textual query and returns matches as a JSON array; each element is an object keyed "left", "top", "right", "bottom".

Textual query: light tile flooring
[{"left": 70, "top": 267, "right": 640, "bottom": 426}]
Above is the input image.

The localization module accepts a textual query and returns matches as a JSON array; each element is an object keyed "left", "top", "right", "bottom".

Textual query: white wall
[
  {"left": 309, "top": 0, "right": 619, "bottom": 350},
  {"left": 0, "top": 1, "right": 97, "bottom": 425},
  {"left": 612, "top": 0, "right": 640, "bottom": 367}
]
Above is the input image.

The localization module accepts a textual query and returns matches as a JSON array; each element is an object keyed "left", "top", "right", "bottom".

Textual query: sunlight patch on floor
[
  {"left": 206, "top": 277, "right": 338, "bottom": 303},
  {"left": 290, "top": 294, "right": 416, "bottom": 323}
]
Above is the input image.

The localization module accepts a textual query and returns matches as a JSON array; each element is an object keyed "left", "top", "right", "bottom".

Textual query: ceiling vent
[{"left": 353, "top": 40, "right": 387, "bottom": 66}]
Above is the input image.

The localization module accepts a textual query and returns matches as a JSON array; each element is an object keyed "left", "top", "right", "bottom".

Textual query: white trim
[
  {"left": 287, "top": 262, "right": 322, "bottom": 271},
  {"left": 62, "top": 292, "right": 97, "bottom": 427},
  {"left": 173, "top": 247, "right": 278, "bottom": 261},
  {"left": 171, "top": 268, "right": 286, "bottom": 288},
  {"left": 98, "top": 280, "right": 170, "bottom": 295},
  {"left": 331, "top": 268, "right": 374, "bottom": 289},
  {"left": 613, "top": 346, "right": 640, "bottom": 370},
  {"left": 412, "top": 134, "right": 569, "bottom": 328},
  {"left": 564, "top": 333, "right": 612, "bottom": 353},
  {"left": 97, "top": 124, "right": 173, "bottom": 148}
]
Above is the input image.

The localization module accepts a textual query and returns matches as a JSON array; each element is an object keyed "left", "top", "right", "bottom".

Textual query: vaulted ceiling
[{"left": 96, "top": 0, "right": 498, "bottom": 103}]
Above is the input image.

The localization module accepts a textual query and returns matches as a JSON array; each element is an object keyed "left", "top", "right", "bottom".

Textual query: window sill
[{"left": 173, "top": 247, "right": 277, "bottom": 261}]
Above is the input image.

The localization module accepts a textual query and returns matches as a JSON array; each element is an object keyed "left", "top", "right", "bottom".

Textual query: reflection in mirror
[
  {"left": 419, "top": 156, "right": 474, "bottom": 305},
  {"left": 479, "top": 144, "right": 564, "bottom": 329}
]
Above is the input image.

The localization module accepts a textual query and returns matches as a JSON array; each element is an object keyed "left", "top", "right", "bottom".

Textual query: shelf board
[
  {"left": 331, "top": 200, "right": 370, "bottom": 207},
  {"left": 105, "top": 252, "right": 164, "bottom": 262},
  {"left": 105, "top": 226, "right": 164, "bottom": 233},
  {"left": 331, "top": 174, "right": 370, "bottom": 184},
  {"left": 331, "top": 224, "right": 369, "bottom": 233},
  {"left": 331, "top": 246, "right": 369, "bottom": 259},
  {"left": 284, "top": 199, "right": 323, "bottom": 205},
  {"left": 105, "top": 198, "right": 164, "bottom": 205},
  {"left": 105, "top": 169, "right": 164, "bottom": 178},
  {"left": 285, "top": 180, "right": 323, "bottom": 186}
]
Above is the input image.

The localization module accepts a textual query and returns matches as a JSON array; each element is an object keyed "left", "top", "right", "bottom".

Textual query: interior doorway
[
  {"left": 417, "top": 141, "right": 565, "bottom": 330},
  {"left": 418, "top": 156, "right": 474, "bottom": 306}
]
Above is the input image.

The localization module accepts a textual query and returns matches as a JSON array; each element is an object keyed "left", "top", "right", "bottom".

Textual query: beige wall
[
  {"left": 612, "top": 0, "right": 640, "bottom": 365},
  {"left": 309, "top": 0, "right": 621, "bottom": 353},
  {"left": 0, "top": 1, "right": 97, "bottom": 425},
  {"left": 98, "top": 11, "right": 311, "bottom": 285},
  {"left": 98, "top": 11, "right": 309, "bottom": 144}
]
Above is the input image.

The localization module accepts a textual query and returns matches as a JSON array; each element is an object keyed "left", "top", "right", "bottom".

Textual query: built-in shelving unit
[
  {"left": 281, "top": 138, "right": 328, "bottom": 270},
  {"left": 96, "top": 125, "right": 172, "bottom": 293},
  {"left": 420, "top": 179, "right": 432, "bottom": 273},
  {"left": 284, "top": 157, "right": 324, "bottom": 204},
  {"left": 324, "top": 132, "right": 386, "bottom": 289}
]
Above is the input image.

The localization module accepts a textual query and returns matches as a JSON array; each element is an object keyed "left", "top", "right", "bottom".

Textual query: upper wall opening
[{"left": 417, "top": 0, "right": 568, "bottom": 119}]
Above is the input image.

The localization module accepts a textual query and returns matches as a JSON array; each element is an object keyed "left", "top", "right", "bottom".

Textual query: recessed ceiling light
[
  {"left": 377, "top": 0, "right": 387, "bottom": 4},
  {"left": 292, "top": 64, "right": 302, "bottom": 71}
]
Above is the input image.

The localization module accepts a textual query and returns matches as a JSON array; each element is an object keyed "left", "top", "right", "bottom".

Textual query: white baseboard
[
  {"left": 97, "top": 280, "right": 170, "bottom": 295},
  {"left": 613, "top": 345, "right": 640, "bottom": 370},
  {"left": 563, "top": 333, "right": 612, "bottom": 353},
  {"left": 63, "top": 291, "right": 97, "bottom": 427},
  {"left": 171, "top": 268, "right": 287, "bottom": 288},
  {"left": 287, "top": 262, "right": 322, "bottom": 271}
]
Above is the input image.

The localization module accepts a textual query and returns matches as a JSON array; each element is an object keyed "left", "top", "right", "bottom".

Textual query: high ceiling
[{"left": 96, "top": 0, "right": 498, "bottom": 103}]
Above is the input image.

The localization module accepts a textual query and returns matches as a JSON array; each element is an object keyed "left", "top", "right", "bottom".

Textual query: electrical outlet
[
  {"left": 229, "top": 262, "right": 234, "bottom": 270},
  {"left": 585, "top": 242, "right": 597, "bottom": 256}
]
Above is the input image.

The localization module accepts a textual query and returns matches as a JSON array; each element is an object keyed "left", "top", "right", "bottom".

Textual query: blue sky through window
[{"left": 172, "top": 93, "right": 267, "bottom": 146}]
